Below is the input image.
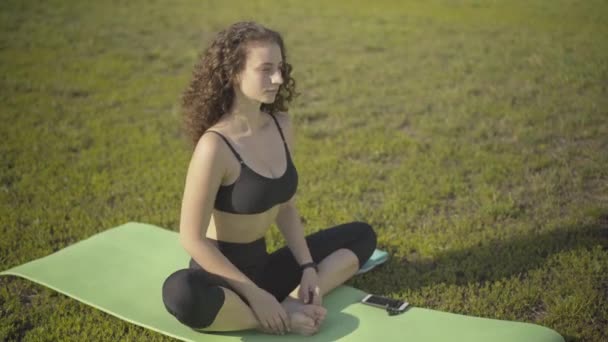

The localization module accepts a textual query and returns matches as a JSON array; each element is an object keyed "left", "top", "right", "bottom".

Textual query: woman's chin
[{"left": 261, "top": 95, "right": 276, "bottom": 103}]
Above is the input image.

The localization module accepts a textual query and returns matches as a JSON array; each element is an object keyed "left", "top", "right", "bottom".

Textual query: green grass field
[{"left": 1, "top": 0, "right": 607, "bottom": 341}]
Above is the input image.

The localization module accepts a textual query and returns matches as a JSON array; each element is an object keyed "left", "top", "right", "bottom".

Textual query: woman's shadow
[{"left": 352, "top": 214, "right": 607, "bottom": 293}]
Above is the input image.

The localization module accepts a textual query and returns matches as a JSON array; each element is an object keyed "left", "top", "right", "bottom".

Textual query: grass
[{"left": 1, "top": 0, "right": 607, "bottom": 340}]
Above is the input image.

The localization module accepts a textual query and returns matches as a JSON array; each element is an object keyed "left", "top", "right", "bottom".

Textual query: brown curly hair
[{"left": 181, "top": 21, "right": 299, "bottom": 149}]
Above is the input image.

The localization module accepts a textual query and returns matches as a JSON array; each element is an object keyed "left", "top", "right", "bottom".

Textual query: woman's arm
[
  {"left": 276, "top": 197, "right": 313, "bottom": 265},
  {"left": 273, "top": 111, "right": 314, "bottom": 265}
]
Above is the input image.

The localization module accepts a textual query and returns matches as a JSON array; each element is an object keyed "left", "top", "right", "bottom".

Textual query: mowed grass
[{"left": 1, "top": 0, "right": 607, "bottom": 341}]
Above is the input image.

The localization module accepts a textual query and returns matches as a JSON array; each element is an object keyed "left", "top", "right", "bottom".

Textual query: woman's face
[{"left": 234, "top": 41, "right": 284, "bottom": 104}]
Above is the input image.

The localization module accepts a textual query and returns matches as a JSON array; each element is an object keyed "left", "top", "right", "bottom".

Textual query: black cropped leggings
[{"left": 161, "top": 221, "right": 377, "bottom": 330}]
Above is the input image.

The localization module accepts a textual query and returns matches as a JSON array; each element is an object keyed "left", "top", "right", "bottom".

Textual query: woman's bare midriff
[{"left": 205, "top": 206, "right": 280, "bottom": 246}]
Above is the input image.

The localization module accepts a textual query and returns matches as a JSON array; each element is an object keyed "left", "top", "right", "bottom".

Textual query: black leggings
[{"left": 161, "top": 221, "right": 377, "bottom": 329}]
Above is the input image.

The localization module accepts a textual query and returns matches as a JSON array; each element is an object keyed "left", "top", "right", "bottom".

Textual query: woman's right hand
[{"left": 247, "top": 288, "right": 290, "bottom": 335}]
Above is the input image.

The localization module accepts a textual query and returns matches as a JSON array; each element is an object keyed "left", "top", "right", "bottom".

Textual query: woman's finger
[
  {"left": 273, "top": 316, "right": 285, "bottom": 334},
  {"left": 279, "top": 310, "right": 290, "bottom": 333},
  {"left": 299, "top": 285, "right": 307, "bottom": 303},
  {"left": 263, "top": 319, "right": 273, "bottom": 333},
  {"left": 313, "top": 286, "right": 322, "bottom": 305}
]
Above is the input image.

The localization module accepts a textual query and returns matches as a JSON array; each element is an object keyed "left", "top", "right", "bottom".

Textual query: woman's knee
[
  {"left": 162, "top": 269, "right": 226, "bottom": 329},
  {"left": 347, "top": 221, "right": 378, "bottom": 267},
  {"left": 353, "top": 221, "right": 377, "bottom": 246}
]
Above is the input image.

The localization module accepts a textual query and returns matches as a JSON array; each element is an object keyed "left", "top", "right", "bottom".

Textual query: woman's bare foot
[
  {"left": 281, "top": 297, "right": 327, "bottom": 335},
  {"left": 288, "top": 311, "right": 318, "bottom": 336},
  {"left": 254, "top": 298, "right": 326, "bottom": 336},
  {"left": 256, "top": 310, "right": 317, "bottom": 336}
]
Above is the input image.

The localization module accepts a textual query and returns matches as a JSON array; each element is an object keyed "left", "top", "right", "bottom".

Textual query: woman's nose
[{"left": 271, "top": 69, "right": 283, "bottom": 85}]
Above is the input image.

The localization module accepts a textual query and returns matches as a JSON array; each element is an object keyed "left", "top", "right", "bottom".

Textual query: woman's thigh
[{"left": 257, "top": 221, "right": 376, "bottom": 302}]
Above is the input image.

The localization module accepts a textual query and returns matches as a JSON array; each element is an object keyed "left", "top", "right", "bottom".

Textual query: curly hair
[{"left": 181, "top": 21, "right": 299, "bottom": 149}]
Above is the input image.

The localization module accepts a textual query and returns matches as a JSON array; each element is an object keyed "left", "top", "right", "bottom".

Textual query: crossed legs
[{"left": 161, "top": 221, "right": 377, "bottom": 335}]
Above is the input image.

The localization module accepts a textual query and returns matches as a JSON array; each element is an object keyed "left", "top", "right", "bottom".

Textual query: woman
[{"left": 162, "top": 21, "right": 377, "bottom": 336}]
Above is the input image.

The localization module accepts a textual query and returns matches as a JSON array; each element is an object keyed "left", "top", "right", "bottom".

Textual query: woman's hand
[
  {"left": 299, "top": 268, "right": 322, "bottom": 306},
  {"left": 248, "top": 288, "right": 291, "bottom": 335}
]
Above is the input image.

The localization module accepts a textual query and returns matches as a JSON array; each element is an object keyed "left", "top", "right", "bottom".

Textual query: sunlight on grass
[{"left": 1, "top": 0, "right": 607, "bottom": 341}]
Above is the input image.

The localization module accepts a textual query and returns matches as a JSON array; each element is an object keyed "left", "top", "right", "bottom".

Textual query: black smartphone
[{"left": 361, "top": 294, "right": 409, "bottom": 312}]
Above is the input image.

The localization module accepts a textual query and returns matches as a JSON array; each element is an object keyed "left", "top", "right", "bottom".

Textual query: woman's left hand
[{"left": 299, "top": 269, "right": 322, "bottom": 306}]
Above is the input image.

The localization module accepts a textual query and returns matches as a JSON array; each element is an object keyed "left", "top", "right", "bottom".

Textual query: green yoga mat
[{"left": 1, "top": 222, "right": 564, "bottom": 342}]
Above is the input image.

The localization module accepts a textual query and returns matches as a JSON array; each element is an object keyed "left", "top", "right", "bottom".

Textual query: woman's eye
[{"left": 261, "top": 67, "right": 282, "bottom": 74}]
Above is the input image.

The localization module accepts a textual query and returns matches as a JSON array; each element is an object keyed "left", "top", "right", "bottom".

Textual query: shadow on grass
[{"left": 355, "top": 214, "right": 608, "bottom": 293}]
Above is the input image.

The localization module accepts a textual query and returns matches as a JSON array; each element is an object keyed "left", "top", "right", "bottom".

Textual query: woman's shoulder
[
  {"left": 193, "top": 128, "right": 232, "bottom": 165},
  {"left": 272, "top": 111, "right": 295, "bottom": 148},
  {"left": 273, "top": 111, "right": 291, "bottom": 130},
  {"left": 189, "top": 131, "right": 232, "bottom": 185},
  {"left": 274, "top": 110, "right": 289, "bottom": 120}
]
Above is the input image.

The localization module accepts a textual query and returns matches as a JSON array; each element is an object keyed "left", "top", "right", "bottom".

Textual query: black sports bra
[{"left": 204, "top": 113, "right": 298, "bottom": 215}]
